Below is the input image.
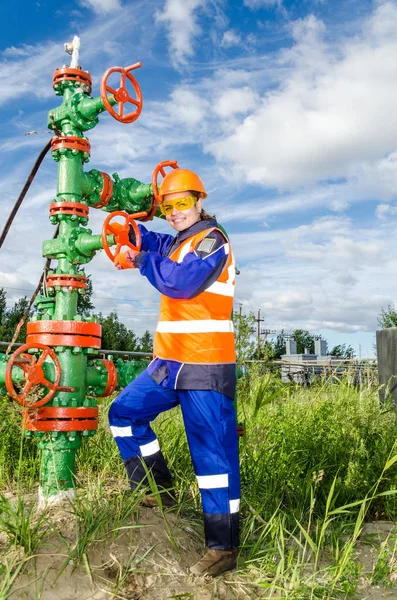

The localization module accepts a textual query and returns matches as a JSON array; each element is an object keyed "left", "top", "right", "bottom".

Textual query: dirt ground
[
  {"left": 4, "top": 506, "right": 397, "bottom": 600},
  {"left": 354, "top": 521, "right": 397, "bottom": 600},
  {"left": 6, "top": 505, "right": 255, "bottom": 600}
]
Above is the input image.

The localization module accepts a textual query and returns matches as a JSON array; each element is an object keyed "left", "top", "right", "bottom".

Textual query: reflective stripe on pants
[{"left": 108, "top": 368, "right": 240, "bottom": 549}]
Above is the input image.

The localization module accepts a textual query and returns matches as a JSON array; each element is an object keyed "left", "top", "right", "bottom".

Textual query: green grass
[
  {"left": 0, "top": 397, "right": 39, "bottom": 488},
  {"left": 2, "top": 368, "right": 397, "bottom": 597},
  {"left": 55, "top": 477, "right": 144, "bottom": 582},
  {"left": 238, "top": 368, "right": 397, "bottom": 525}
]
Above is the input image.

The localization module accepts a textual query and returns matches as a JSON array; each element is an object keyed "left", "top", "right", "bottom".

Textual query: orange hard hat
[{"left": 159, "top": 168, "right": 207, "bottom": 201}]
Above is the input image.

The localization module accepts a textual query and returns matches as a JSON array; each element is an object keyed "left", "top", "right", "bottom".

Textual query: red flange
[
  {"left": 46, "top": 274, "right": 87, "bottom": 289},
  {"left": 92, "top": 172, "right": 114, "bottom": 209},
  {"left": 53, "top": 67, "right": 92, "bottom": 90},
  {"left": 28, "top": 407, "right": 99, "bottom": 419},
  {"left": 5, "top": 343, "right": 62, "bottom": 408},
  {"left": 101, "top": 211, "right": 142, "bottom": 262},
  {"left": 23, "top": 406, "right": 98, "bottom": 432},
  {"left": 27, "top": 334, "right": 101, "bottom": 348},
  {"left": 24, "top": 418, "right": 98, "bottom": 432},
  {"left": 27, "top": 320, "right": 102, "bottom": 349},
  {"left": 27, "top": 321, "right": 101, "bottom": 336},
  {"left": 49, "top": 202, "right": 89, "bottom": 218},
  {"left": 100, "top": 63, "right": 143, "bottom": 124},
  {"left": 97, "top": 359, "right": 118, "bottom": 397},
  {"left": 51, "top": 136, "right": 91, "bottom": 155}
]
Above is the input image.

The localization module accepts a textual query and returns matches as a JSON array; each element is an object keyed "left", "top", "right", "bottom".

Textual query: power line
[
  {"left": 4, "top": 301, "right": 158, "bottom": 317},
  {"left": 1, "top": 285, "right": 159, "bottom": 306}
]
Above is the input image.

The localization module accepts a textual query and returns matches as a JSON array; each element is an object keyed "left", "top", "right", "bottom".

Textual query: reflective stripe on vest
[
  {"left": 154, "top": 227, "right": 236, "bottom": 364},
  {"left": 157, "top": 320, "right": 234, "bottom": 334}
]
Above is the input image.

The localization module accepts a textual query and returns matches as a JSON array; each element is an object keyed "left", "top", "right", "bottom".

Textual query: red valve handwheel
[
  {"left": 5, "top": 343, "right": 62, "bottom": 408},
  {"left": 102, "top": 211, "right": 142, "bottom": 262},
  {"left": 151, "top": 160, "right": 179, "bottom": 205},
  {"left": 100, "top": 63, "right": 143, "bottom": 124}
]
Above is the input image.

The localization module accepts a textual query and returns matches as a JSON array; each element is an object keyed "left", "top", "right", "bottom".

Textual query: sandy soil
[
  {"left": 354, "top": 521, "right": 397, "bottom": 600},
  {"left": 7, "top": 504, "right": 255, "bottom": 600},
  {"left": 4, "top": 505, "right": 397, "bottom": 600}
]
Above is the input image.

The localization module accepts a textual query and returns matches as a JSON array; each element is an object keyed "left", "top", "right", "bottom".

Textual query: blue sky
[{"left": 1, "top": 0, "right": 397, "bottom": 357}]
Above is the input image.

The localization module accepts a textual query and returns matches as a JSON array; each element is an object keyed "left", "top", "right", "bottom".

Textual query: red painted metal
[
  {"left": 27, "top": 321, "right": 101, "bottom": 336},
  {"left": 46, "top": 274, "right": 87, "bottom": 289},
  {"left": 28, "top": 407, "right": 99, "bottom": 419},
  {"left": 151, "top": 160, "right": 179, "bottom": 205},
  {"left": 5, "top": 343, "right": 62, "bottom": 407},
  {"left": 53, "top": 67, "right": 92, "bottom": 90},
  {"left": 49, "top": 201, "right": 89, "bottom": 218},
  {"left": 27, "top": 321, "right": 102, "bottom": 349},
  {"left": 97, "top": 359, "right": 118, "bottom": 397},
  {"left": 92, "top": 171, "right": 114, "bottom": 209},
  {"left": 51, "top": 136, "right": 91, "bottom": 155},
  {"left": 101, "top": 211, "right": 142, "bottom": 261},
  {"left": 138, "top": 204, "right": 158, "bottom": 222},
  {"left": 100, "top": 63, "right": 143, "bottom": 124},
  {"left": 27, "top": 333, "right": 101, "bottom": 348},
  {"left": 23, "top": 407, "right": 98, "bottom": 432},
  {"left": 24, "top": 418, "right": 98, "bottom": 432}
]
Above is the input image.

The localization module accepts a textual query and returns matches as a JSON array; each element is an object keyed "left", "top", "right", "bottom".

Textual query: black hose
[
  {"left": 4, "top": 225, "right": 59, "bottom": 356},
  {"left": 0, "top": 139, "right": 52, "bottom": 249}
]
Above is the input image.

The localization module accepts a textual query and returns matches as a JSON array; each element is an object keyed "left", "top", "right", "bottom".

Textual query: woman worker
[{"left": 108, "top": 167, "right": 240, "bottom": 577}]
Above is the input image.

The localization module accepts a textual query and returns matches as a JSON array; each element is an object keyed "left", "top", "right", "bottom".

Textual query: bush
[{"left": 238, "top": 367, "right": 397, "bottom": 523}]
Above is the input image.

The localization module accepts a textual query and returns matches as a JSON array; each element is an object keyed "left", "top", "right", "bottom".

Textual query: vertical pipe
[{"left": 38, "top": 434, "right": 81, "bottom": 500}]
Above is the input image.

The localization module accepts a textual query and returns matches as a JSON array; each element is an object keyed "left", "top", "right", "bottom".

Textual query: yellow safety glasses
[{"left": 160, "top": 195, "right": 197, "bottom": 216}]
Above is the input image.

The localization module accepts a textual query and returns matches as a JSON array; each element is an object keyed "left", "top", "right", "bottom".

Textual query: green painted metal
[
  {"left": 38, "top": 434, "right": 81, "bottom": 496},
  {"left": 81, "top": 170, "right": 154, "bottom": 214},
  {"left": 103, "top": 175, "right": 154, "bottom": 214},
  {"left": 116, "top": 359, "right": 148, "bottom": 388},
  {"left": 0, "top": 54, "right": 153, "bottom": 501}
]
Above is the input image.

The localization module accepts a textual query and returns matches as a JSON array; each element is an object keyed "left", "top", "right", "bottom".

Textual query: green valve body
[{"left": 0, "top": 60, "right": 153, "bottom": 502}]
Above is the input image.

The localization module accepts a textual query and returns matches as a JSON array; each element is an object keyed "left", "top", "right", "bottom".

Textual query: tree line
[
  {"left": 4, "top": 286, "right": 395, "bottom": 359},
  {"left": 0, "top": 287, "right": 152, "bottom": 353}
]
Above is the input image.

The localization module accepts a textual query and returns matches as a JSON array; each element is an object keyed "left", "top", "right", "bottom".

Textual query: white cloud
[
  {"left": 376, "top": 203, "right": 397, "bottom": 220},
  {"left": 2, "top": 45, "right": 35, "bottom": 58},
  {"left": 168, "top": 88, "right": 208, "bottom": 126},
  {"left": 79, "top": 0, "right": 122, "bottom": 13},
  {"left": 214, "top": 87, "right": 259, "bottom": 118},
  {"left": 215, "top": 185, "right": 357, "bottom": 224},
  {"left": 228, "top": 214, "right": 397, "bottom": 334},
  {"left": 155, "top": 0, "right": 204, "bottom": 67},
  {"left": 329, "top": 198, "right": 349, "bottom": 212},
  {"left": 220, "top": 30, "right": 241, "bottom": 48},
  {"left": 244, "top": 0, "right": 281, "bottom": 8},
  {"left": 207, "top": 3, "right": 397, "bottom": 189}
]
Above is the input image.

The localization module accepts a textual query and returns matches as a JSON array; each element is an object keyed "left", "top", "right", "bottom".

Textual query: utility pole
[{"left": 257, "top": 309, "right": 265, "bottom": 359}]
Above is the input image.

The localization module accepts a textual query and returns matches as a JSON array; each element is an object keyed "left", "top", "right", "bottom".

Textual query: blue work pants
[{"left": 108, "top": 369, "right": 240, "bottom": 550}]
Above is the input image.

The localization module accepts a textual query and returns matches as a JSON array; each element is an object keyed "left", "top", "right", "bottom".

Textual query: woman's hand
[{"left": 114, "top": 249, "right": 140, "bottom": 270}]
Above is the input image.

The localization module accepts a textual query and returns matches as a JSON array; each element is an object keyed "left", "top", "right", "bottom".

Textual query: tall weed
[
  {"left": 2, "top": 365, "right": 397, "bottom": 597},
  {"left": 238, "top": 369, "right": 397, "bottom": 524}
]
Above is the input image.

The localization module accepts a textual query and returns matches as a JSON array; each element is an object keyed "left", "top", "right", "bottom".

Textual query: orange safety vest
[{"left": 154, "top": 228, "right": 236, "bottom": 364}]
